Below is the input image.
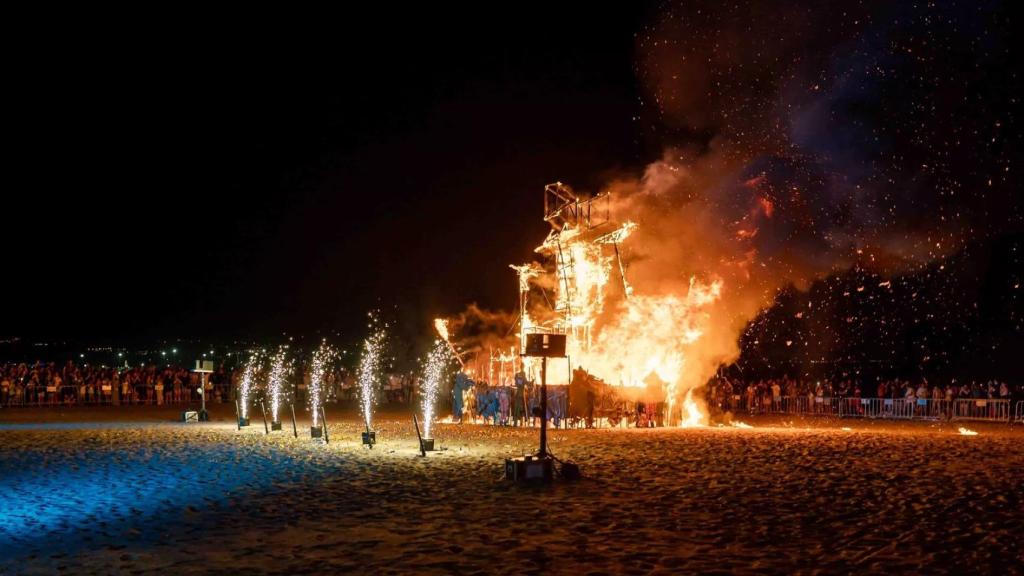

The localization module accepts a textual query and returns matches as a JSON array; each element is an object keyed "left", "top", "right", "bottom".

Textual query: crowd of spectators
[
  {"left": 0, "top": 360, "right": 427, "bottom": 409},
  {"left": 4, "top": 360, "right": 1020, "bottom": 427},
  {"left": 288, "top": 368, "right": 420, "bottom": 406},
  {"left": 706, "top": 376, "right": 1020, "bottom": 413},
  {"left": 0, "top": 361, "right": 232, "bottom": 407}
]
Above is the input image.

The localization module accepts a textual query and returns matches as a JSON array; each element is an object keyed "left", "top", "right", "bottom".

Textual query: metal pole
[
  {"left": 565, "top": 359, "right": 571, "bottom": 427},
  {"left": 260, "top": 399, "right": 269, "bottom": 434},
  {"left": 320, "top": 405, "right": 330, "bottom": 444},
  {"left": 234, "top": 399, "right": 241, "bottom": 431},
  {"left": 519, "top": 283, "right": 526, "bottom": 354},
  {"left": 290, "top": 403, "right": 298, "bottom": 438},
  {"left": 413, "top": 413, "right": 426, "bottom": 457},
  {"left": 540, "top": 356, "right": 548, "bottom": 458}
]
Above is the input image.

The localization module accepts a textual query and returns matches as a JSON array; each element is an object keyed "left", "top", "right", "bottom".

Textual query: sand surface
[{"left": 1, "top": 405, "right": 1022, "bottom": 575}]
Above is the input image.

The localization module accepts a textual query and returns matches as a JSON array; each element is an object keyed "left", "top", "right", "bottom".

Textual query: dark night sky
[
  {"left": 6, "top": 4, "right": 653, "bottom": 341},
  {"left": 4, "top": 1, "right": 1021, "bottom": 377}
]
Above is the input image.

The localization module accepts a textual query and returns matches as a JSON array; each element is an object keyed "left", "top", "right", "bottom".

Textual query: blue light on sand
[{"left": 0, "top": 422, "right": 305, "bottom": 559}]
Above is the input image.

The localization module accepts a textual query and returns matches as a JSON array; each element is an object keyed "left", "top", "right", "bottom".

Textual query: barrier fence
[
  {"left": 4, "top": 384, "right": 1023, "bottom": 426},
  {"left": 838, "top": 397, "right": 954, "bottom": 420},
  {"left": 0, "top": 385, "right": 223, "bottom": 407},
  {"left": 952, "top": 398, "right": 1013, "bottom": 422},
  {"left": 716, "top": 395, "right": 1021, "bottom": 424}
]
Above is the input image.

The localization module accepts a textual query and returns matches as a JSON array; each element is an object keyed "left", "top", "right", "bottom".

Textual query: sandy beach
[{"left": 1, "top": 405, "right": 1021, "bottom": 575}]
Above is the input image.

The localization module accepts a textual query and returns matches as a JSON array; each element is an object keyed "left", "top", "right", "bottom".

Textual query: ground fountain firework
[
  {"left": 267, "top": 346, "right": 291, "bottom": 426},
  {"left": 237, "top": 351, "right": 263, "bottom": 424},
  {"left": 420, "top": 339, "right": 452, "bottom": 440},
  {"left": 308, "top": 341, "right": 335, "bottom": 431},
  {"left": 357, "top": 314, "right": 388, "bottom": 444}
]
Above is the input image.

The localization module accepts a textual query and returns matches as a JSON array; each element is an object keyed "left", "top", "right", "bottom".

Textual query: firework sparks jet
[
  {"left": 358, "top": 313, "right": 387, "bottom": 430},
  {"left": 238, "top": 350, "right": 263, "bottom": 420},
  {"left": 308, "top": 341, "right": 335, "bottom": 428},
  {"left": 267, "top": 346, "right": 290, "bottom": 423},
  {"left": 420, "top": 339, "right": 451, "bottom": 439}
]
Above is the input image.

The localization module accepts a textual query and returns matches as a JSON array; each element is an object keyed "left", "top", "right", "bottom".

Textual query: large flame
[
  {"left": 518, "top": 207, "right": 721, "bottom": 426},
  {"left": 678, "top": 389, "right": 705, "bottom": 428}
]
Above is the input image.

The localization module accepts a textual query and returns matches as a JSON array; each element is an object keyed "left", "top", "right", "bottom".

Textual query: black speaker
[
  {"left": 505, "top": 455, "right": 553, "bottom": 481},
  {"left": 524, "top": 333, "right": 567, "bottom": 358}
]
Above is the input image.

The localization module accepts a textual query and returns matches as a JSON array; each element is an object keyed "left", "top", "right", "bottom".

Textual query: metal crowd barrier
[
  {"left": 714, "top": 395, "right": 1014, "bottom": 423},
  {"left": 835, "top": 397, "right": 1010, "bottom": 422},
  {"left": 0, "top": 385, "right": 114, "bottom": 406},
  {"left": 1, "top": 385, "right": 222, "bottom": 407},
  {"left": 813, "top": 396, "right": 840, "bottom": 416},
  {"left": 1015, "top": 401, "right": 1024, "bottom": 424},
  {"left": 838, "top": 398, "right": 952, "bottom": 420},
  {"left": 952, "top": 398, "right": 1012, "bottom": 422},
  {"left": 767, "top": 396, "right": 809, "bottom": 415}
]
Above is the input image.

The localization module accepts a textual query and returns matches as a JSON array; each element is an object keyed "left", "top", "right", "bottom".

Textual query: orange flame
[
  {"left": 517, "top": 208, "right": 723, "bottom": 427},
  {"left": 538, "top": 216, "right": 722, "bottom": 381},
  {"left": 434, "top": 318, "right": 450, "bottom": 342},
  {"left": 678, "top": 389, "right": 705, "bottom": 428}
]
